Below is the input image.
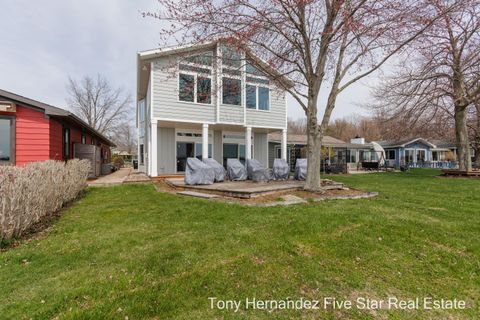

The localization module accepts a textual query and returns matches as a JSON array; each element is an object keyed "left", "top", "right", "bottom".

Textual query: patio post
[
  {"left": 281, "top": 129, "right": 287, "bottom": 160},
  {"left": 202, "top": 123, "right": 209, "bottom": 160},
  {"left": 150, "top": 121, "right": 158, "bottom": 176},
  {"left": 246, "top": 126, "right": 252, "bottom": 160}
]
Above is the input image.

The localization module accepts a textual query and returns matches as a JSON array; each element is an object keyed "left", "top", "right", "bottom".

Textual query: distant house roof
[
  {"left": 430, "top": 140, "right": 457, "bottom": 149},
  {"left": 268, "top": 132, "right": 374, "bottom": 149},
  {"left": 0, "top": 89, "right": 116, "bottom": 147},
  {"left": 377, "top": 138, "right": 436, "bottom": 149}
]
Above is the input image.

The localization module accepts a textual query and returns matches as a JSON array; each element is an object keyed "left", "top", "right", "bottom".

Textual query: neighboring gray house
[
  {"left": 136, "top": 41, "right": 290, "bottom": 176},
  {"left": 378, "top": 138, "right": 462, "bottom": 168}
]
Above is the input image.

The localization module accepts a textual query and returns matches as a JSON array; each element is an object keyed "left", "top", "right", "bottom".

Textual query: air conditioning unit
[{"left": 0, "top": 101, "right": 16, "bottom": 112}]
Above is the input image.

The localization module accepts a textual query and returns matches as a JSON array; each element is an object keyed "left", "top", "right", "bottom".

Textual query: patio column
[
  {"left": 245, "top": 126, "right": 252, "bottom": 160},
  {"left": 150, "top": 121, "right": 158, "bottom": 177},
  {"left": 281, "top": 129, "right": 287, "bottom": 160},
  {"left": 202, "top": 123, "right": 209, "bottom": 160}
]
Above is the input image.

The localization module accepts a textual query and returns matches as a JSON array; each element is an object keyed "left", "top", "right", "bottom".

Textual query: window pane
[
  {"left": 184, "top": 52, "right": 213, "bottom": 66},
  {"left": 258, "top": 87, "right": 269, "bottom": 110},
  {"left": 179, "top": 74, "right": 194, "bottom": 102},
  {"left": 0, "top": 118, "right": 11, "bottom": 161},
  {"left": 246, "top": 85, "right": 256, "bottom": 109},
  {"left": 221, "top": 46, "right": 242, "bottom": 68},
  {"left": 195, "top": 143, "right": 203, "bottom": 159},
  {"left": 197, "top": 77, "right": 211, "bottom": 104},
  {"left": 246, "top": 62, "right": 264, "bottom": 76},
  {"left": 222, "top": 77, "right": 241, "bottom": 105}
]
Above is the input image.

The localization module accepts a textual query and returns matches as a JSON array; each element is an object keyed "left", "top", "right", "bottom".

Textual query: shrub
[
  {"left": 112, "top": 155, "right": 124, "bottom": 169},
  {"left": 0, "top": 159, "right": 90, "bottom": 242}
]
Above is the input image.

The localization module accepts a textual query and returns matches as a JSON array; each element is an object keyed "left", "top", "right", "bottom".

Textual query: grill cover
[
  {"left": 272, "top": 158, "right": 289, "bottom": 180},
  {"left": 226, "top": 158, "right": 247, "bottom": 181},
  {"left": 185, "top": 157, "right": 215, "bottom": 185},
  {"left": 294, "top": 158, "right": 307, "bottom": 180},
  {"left": 246, "top": 159, "right": 270, "bottom": 182},
  {"left": 203, "top": 158, "right": 226, "bottom": 182}
]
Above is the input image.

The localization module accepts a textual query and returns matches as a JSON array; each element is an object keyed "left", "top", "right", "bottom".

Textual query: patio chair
[
  {"left": 203, "top": 158, "right": 226, "bottom": 182},
  {"left": 294, "top": 158, "right": 307, "bottom": 180},
  {"left": 226, "top": 158, "right": 247, "bottom": 181},
  {"left": 246, "top": 159, "right": 270, "bottom": 182},
  {"left": 272, "top": 158, "right": 289, "bottom": 181},
  {"left": 184, "top": 157, "right": 215, "bottom": 185}
]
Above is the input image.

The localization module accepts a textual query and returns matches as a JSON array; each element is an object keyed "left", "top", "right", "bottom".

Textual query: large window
[
  {"left": 245, "top": 84, "right": 269, "bottom": 110},
  {"left": 416, "top": 150, "right": 426, "bottom": 162},
  {"left": 0, "top": 116, "right": 14, "bottom": 163},
  {"left": 405, "top": 149, "right": 414, "bottom": 163},
  {"left": 63, "top": 127, "right": 70, "bottom": 159},
  {"left": 178, "top": 52, "right": 212, "bottom": 104},
  {"left": 179, "top": 74, "right": 195, "bottom": 102},
  {"left": 222, "top": 77, "right": 241, "bottom": 106}
]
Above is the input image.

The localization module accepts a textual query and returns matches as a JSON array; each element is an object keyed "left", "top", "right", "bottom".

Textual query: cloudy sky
[{"left": 0, "top": 1, "right": 377, "bottom": 120}]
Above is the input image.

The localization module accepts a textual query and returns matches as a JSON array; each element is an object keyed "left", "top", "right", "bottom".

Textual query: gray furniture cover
[
  {"left": 246, "top": 159, "right": 270, "bottom": 182},
  {"left": 185, "top": 157, "right": 215, "bottom": 185},
  {"left": 294, "top": 158, "right": 307, "bottom": 180},
  {"left": 203, "top": 158, "right": 226, "bottom": 182},
  {"left": 226, "top": 158, "right": 247, "bottom": 181},
  {"left": 272, "top": 158, "right": 289, "bottom": 180}
]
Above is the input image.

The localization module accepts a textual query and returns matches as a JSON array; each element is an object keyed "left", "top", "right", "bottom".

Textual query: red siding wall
[
  {"left": 1, "top": 103, "right": 112, "bottom": 166},
  {"left": 0, "top": 105, "right": 50, "bottom": 166},
  {"left": 49, "top": 119, "right": 63, "bottom": 160}
]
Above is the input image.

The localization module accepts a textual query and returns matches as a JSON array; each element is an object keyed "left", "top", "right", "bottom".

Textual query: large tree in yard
[
  {"left": 372, "top": 0, "right": 480, "bottom": 171},
  {"left": 145, "top": 0, "right": 440, "bottom": 190}
]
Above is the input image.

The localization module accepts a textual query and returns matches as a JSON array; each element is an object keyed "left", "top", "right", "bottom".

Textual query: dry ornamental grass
[{"left": 0, "top": 159, "right": 90, "bottom": 241}]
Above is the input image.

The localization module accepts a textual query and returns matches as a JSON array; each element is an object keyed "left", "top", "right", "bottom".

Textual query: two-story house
[{"left": 136, "top": 41, "right": 290, "bottom": 176}]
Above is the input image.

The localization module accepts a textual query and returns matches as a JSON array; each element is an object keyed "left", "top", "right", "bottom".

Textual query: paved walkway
[{"left": 88, "top": 168, "right": 132, "bottom": 186}]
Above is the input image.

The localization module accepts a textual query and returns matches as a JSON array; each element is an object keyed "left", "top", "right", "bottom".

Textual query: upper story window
[
  {"left": 0, "top": 116, "right": 15, "bottom": 164},
  {"left": 178, "top": 51, "right": 213, "bottom": 104},
  {"left": 222, "top": 77, "right": 241, "bottom": 106}
]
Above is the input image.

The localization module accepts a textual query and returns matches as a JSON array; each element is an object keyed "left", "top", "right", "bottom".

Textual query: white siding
[
  {"left": 219, "top": 105, "right": 244, "bottom": 124},
  {"left": 151, "top": 57, "right": 216, "bottom": 123},
  {"left": 246, "top": 89, "right": 285, "bottom": 128}
]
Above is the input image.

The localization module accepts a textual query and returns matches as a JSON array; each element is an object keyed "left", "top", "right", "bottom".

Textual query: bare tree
[
  {"left": 143, "top": 0, "right": 437, "bottom": 191},
  {"left": 66, "top": 75, "right": 132, "bottom": 136},
  {"left": 371, "top": 0, "right": 480, "bottom": 170},
  {"left": 113, "top": 122, "right": 138, "bottom": 154},
  {"left": 287, "top": 118, "right": 307, "bottom": 134}
]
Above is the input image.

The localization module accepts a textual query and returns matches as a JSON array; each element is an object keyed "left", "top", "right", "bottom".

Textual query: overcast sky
[{"left": 0, "top": 1, "right": 378, "bottom": 121}]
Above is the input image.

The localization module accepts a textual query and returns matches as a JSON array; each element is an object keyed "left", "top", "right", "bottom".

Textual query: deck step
[{"left": 177, "top": 191, "right": 220, "bottom": 199}]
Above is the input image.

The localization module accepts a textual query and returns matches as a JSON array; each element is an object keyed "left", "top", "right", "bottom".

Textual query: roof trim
[
  {"left": 0, "top": 89, "right": 116, "bottom": 147},
  {"left": 380, "top": 138, "right": 436, "bottom": 149}
]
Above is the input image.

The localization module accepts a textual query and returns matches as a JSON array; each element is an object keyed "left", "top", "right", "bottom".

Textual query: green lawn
[{"left": 1, "top": 169, "right": 479, "bottom": 319}]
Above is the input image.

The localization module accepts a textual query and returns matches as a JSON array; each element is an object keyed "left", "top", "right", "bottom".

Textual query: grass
[{"left": 1, "top": 169, "right": 479, "bottom": 319}]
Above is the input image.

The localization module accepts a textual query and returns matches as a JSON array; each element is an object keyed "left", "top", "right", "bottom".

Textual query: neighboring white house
[{"left": 136, "top": 41, "right": 290, "bottom": 176}]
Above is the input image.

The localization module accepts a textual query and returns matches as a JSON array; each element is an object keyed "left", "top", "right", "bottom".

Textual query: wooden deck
[
  {"left": 165, "top": 178, "right": 344, "bottom": 199},
  {"left": 442, "top": 169, "right": 480, "bottom": 177}
]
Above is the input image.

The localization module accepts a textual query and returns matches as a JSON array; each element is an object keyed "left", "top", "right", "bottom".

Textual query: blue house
[{"left": 378, "top": 138, "right": 457, "bottom": 168}]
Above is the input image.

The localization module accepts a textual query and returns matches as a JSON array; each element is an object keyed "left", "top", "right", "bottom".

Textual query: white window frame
[
  {"left": 177, "top": 51, "right": 213, "bottom": 105},
  {"left": 245, "top": 83, "right": 270, "bottom": 111}
]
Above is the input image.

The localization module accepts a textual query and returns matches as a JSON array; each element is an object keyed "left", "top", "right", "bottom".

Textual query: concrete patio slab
[
  {"left": 177, "top": 191, "right": 221, "bottom": 199},
  {"left": 88, "top": 168, "right": 132, "bottom": 186}
]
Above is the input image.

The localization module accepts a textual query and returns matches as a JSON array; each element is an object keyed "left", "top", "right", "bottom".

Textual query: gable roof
[
  {"left": 378, "top": 138, "right": 436, "bottom": 149},
  {"left": 268, "top": 132, "right": 374, "bottom": 149},
  {"left": 0, "top": 89, "right": 116, "bottom": 147}
]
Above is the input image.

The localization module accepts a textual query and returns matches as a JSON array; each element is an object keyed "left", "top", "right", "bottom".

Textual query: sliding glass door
[{"left": 176, "top": 142, "right": 194, "bottom": 172}]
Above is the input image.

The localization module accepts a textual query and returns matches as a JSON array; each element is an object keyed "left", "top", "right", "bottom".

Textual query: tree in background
[
  {"left": 371, "top": 0, "right": 480, "bottom": 170},
  {"left": 145, "top": 0, "right": 435, "bottom": 191},
  {"left": 66, "top": 75, "right": 132, "bottom": 136}
]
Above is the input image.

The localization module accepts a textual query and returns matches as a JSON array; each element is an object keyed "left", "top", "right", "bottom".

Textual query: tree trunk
[
  {"left": 474, "top": 104, "right": 480, "bottom": 168},
  {"left": 454, "top": 107, "right": 472, "bottom": 171},
  {"left": 304, "top": 98, "right": 322, "bottom": 192}
]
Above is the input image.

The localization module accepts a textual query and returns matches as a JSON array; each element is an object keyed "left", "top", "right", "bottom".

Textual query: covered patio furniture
[
  {"left": 203, "top": 158, "right": 226, "bottom": 182},
  {"left": 294, "top": 158, "right": 307, "bottom": 180},
  {"left": 185, "top": 157, "right": 215, "bottom": 185},
  {"left": 246, "top": 159, "right": 270, "bottom": 182},
  {"left": 272, "top": 158, "right": 289, "bottom": 181},
  {"left": 226, "top": 158, "right": 247, "bottom": 181}
]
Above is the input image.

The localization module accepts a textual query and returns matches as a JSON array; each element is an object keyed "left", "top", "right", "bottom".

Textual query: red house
[{"left": 0, "top": 89, "right": 115, "bottom": 172}]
